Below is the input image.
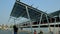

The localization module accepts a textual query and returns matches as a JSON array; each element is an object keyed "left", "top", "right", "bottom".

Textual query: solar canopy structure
[
  {"left": 10, "top": 1, "right": 51, "bottom": 34},
  {"left": 10, "top": 1, "right": 51, "bottom": 21}
]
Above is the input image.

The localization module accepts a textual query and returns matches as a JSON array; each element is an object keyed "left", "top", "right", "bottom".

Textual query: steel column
[
  {"left": 54, "top": 18, "right": 56, "bottom": 34},
  {"left": 25, "top": 6, "right": 33, "bottom": 34},
  {"left": 45, "top": 14, "right": 51, "bottom": 33},
  {"left": 39, "top": 13, "right": 43, "bottom": 30}
]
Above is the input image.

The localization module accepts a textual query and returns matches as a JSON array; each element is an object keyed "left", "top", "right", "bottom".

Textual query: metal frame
[
  {"left": 38, "top": 13, "right": 51, "bottom": 34},
  {"left": 8, "top": 16, "right": 17, "bottom": 25},
  {"left": 25, "top": 6, "right": 33, "bottom": 34},
  {"left": 58, "top": 13, "right": 60, "bottom": 34},
  {"left": 16, "top": 1, "right": 48, "bottom": 15},
  {"left": 39, "top": 13, "right": 43, "bottom": 30},
  {"left": 45, "top": 14, "right": 51, "bottom": 33},
  {"left": 9, "top": 1, "right": 57, "bottom": 34}
]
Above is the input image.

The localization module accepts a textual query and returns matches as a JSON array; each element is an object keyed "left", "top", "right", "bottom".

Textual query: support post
[
  {"left": 58, "top": 13, "right": 60, "bottom": 34},
  {"left": 54, "top": 18, "right": 56, "bottom": 34},
  {"left": 45, "top": 14, "right": 51, "bottom": 32},
  {"left": 39, "top": 13, "right": 43, "bottom": 30},
  {"left": 25, "top": 6, "right": 33, "bottom": 34}
]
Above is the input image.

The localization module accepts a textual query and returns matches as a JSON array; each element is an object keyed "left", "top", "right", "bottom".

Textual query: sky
[{"left": 0, "top": 0, "right": 60, "bottom": 25}]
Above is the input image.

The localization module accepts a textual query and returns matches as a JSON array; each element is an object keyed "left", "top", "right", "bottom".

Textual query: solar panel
[{"left": 10, "top": 1, "right": 50, "bottom": 21}]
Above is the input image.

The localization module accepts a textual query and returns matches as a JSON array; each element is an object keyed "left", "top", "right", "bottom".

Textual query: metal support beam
[
  {"left": 25, "top": 6, "right": 33, "bottom": 34},
  {"left": 45, "top": 14, "right": 51, "bottom": 32},
  {"left": 58, "top": 13, "right": 60, "bottom": 34},
  {"left": 54, "top": 18, "right": 56, "bottom": 34},
  {"left": 39, "top": 13, "right": 43, "bottom": 30}
]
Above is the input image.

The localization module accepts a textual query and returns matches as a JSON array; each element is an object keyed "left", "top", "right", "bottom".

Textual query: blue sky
[{"left": 0, "top": 0, "right": 60, "bottom": 25}]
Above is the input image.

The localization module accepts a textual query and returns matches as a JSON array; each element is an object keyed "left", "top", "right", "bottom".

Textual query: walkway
[{"left": 0, "top": 30, "right": 31, "bottom": 34}]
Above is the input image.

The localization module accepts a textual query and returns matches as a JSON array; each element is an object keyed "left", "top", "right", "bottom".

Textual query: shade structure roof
[
  {"left": 10, "top": 1, "right": 51, "bottom": 21},
  {"left": 50, "top": 10, "right": 60, "bottom": 17}
]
